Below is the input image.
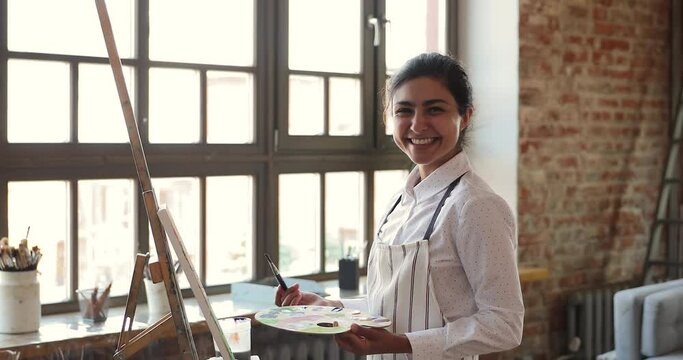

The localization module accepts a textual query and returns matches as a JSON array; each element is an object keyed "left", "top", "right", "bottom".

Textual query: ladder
[{"left": 642, "top": 88, "right": 683, "bottom": 284}]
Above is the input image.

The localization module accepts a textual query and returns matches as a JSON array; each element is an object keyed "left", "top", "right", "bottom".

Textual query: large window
[{"left": 0, "top": 0, "right": 454, "bottom": 312}]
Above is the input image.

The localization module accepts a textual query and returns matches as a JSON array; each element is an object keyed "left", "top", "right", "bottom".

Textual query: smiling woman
[{"left": 276, "top": 53, "right": 524, "bottom": 360}]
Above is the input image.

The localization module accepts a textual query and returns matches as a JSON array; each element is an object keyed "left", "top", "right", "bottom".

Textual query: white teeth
[{"left": 410, "top": 138, "right": 435, "bottom": 145}]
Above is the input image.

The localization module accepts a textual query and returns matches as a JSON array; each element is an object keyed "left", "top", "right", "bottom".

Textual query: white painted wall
[{"left": 457, "top": 0, "right": 519, "bottom": 217}]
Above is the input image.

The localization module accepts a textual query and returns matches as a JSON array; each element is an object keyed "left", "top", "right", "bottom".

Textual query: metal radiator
[
  {"left": 566, "top": 284, "right": 631, "bottom": 359},
  {"left": 253, "top": 326, "right": 364, "bottom": 360}
]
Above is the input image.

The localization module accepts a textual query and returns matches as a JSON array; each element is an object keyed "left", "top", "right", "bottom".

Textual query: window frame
[
  {"left": 0, "top": 0, "right": 455, "bottom": 315},
  {"left": 275, "top": 0, "right": 375, "bottom": 151}
]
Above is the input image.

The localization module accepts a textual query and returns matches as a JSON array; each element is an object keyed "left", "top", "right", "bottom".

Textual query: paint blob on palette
[{"left": 255, "top": 305, "right": 391, "bottom": 334}]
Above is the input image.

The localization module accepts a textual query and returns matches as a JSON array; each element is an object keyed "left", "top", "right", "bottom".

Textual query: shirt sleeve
[{"left": 405, "top": 194, "right": 525, "bottom": 358}]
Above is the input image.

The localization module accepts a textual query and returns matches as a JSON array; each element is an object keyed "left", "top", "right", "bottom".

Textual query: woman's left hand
[{"left": 334, "top": 324, "right": 412, "bottom": 355}]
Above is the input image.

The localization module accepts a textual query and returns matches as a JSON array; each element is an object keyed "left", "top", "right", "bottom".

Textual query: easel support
[
  {"left": 117, "top": 253, "right": 150, "bottom": 350},
  {"left": 94, "top": 0, "right": 198, "bottom": 358}
]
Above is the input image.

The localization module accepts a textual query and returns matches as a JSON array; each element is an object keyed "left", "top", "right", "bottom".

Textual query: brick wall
[{"left": 516, "top": 0, "right": 671, "bottom": 358}]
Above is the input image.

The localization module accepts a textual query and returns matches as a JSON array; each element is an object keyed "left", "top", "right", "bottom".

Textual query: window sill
[
  {"left": 0, "top": 279, "right": 366, "bottom": 358},
  {"left": 1, "top": 267, "right": 543, "bottom": 358}
]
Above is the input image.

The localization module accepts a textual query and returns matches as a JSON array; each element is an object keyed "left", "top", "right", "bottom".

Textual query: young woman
[{"left": 275, "top": 53, "right": 524, "bottom": 359}]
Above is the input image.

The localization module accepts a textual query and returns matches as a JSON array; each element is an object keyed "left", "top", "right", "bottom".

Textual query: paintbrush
[
  {"left": 0, "top": 247, "right": 12, "bottom": 270},
  {"left": 78, "top": 282, "right": 112, "bottom": 321},
  {"left": 93, "top": 282, "right": 112, "bottom": 319},
  {"left": 0, "top": 236, "right": 42, "bottom": 271},
  {"left": 15, "top": 240, "right": 29, "bottom": 269},
  {"left": 264, "top": 253, "right": 288, "bottom": 291}
]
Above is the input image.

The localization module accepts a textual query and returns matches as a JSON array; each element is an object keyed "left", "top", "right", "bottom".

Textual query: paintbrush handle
[
  {"left": 264, "top": 254, "right": 288, "bottom": 290},
  {"left": 93, "top": 282, "right": 112, "bottom": 315},
  {"left": 274, "top": 273, "right": 288, "bottom": 291}
]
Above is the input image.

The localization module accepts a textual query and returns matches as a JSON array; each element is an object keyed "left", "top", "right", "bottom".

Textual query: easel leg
[{"left": 117, "top": 253, "right": 149, "bottom": 350}]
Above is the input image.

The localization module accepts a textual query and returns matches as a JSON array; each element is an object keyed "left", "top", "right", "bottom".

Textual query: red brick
[
  {"left": 605, "top": 68, "right": 634, "bottom": 80},
  {"left": 520, "top": 139, "right": 543, "bottom": 154},
  {"left": 598, "top": 98, "right": 619, "bottom": 107},
  {"left": 594, "top": 22, "right": 630, "bottom": 36},
  {"left": 567, "top": 5, "right": 588, "bottom": 19},
  {"left": 518, "top": 0, "right": 670, "bottom": 358},
  {"left": 600, "top": 38, "right": 631, "bottom": 51},
  {"left": 566, "top": 35, "right": 583, "bottom": 45},
  {"left": 621, "top": 99, "right": 642, "bottom": 108},
  {"left": 594, "top": 7, "right": 608, "bottom": 21},
  {"left": 523, "top": 322, "right": 548, "bottom": 337},
  {"left": 609, "top": 8, "right": 634, "bottom": 22},
  {"left": 520, "top": 87, "right": 545, "bottom": 106},
  {"left": 560, "top": 92, "right": 580, "bottom": 104},
  {"left": 634, "top": 10, "right": 654, "bottom": 25}
]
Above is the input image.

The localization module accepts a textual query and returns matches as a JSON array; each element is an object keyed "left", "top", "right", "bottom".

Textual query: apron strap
[
  {"left": 423, "top": 172, "right": 467, "bottom": 240},
  {"left": 376, "top": 195, "right": 402, "bottom": 238},
  {"left": 377, "top": 172, "right": 468, "bottom": 240}
]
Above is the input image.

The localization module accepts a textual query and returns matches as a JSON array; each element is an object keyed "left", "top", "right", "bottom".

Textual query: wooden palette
[{"left": 255, "top": 305, "right": 391, "bottom": 334}]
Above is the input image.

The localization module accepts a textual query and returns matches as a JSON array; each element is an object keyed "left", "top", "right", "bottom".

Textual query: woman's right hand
[{"left": 275, "top": 283, "right": 341, "bottom": 307}]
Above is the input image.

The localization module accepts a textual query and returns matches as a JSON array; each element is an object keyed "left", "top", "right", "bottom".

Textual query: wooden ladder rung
[
  {"left": 646, "top": 260, "right": 683, "bottom": 268},
  {"left": 654, "top": 219, "right": 683, "bottom": 225}
]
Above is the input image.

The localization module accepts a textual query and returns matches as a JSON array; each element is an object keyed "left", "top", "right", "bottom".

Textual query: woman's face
[{"left": 391, "top": 77, "right": 470, "bottom": 179}]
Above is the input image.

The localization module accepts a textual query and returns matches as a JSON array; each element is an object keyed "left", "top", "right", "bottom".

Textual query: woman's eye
[
  {"left": 428, "top": 107, "right": 445, "bottom": 114},
  {"left": 394, "top": 108, "right": 412, "bottom": 116}
]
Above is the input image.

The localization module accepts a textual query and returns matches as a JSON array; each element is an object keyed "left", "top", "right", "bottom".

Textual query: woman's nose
[{"left": 410, "top": 112, "right": 428, "bottom": 132}]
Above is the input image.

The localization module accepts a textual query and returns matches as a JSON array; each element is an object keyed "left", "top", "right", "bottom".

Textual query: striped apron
[{"left": 366, "top": 174, "right": 476, "bottom": 360}]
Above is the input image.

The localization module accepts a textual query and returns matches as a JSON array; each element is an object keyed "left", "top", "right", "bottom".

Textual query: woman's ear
[{"left": 461, "top": 107, "right": 474, "bottom": 129}]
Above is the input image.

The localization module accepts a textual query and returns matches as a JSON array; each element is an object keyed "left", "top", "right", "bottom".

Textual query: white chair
[{"left": 613, "top": 279, "right": 683, "bottom": 360}]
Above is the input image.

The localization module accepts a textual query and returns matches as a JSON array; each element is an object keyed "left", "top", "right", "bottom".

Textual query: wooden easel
[{"left": 94, "top": 1, "right": 234, "bottom": 359}]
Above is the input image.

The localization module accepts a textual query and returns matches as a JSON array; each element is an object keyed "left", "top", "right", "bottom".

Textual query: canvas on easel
[{"left": 158, "top": 207, "right": 234, "bottom": 359}]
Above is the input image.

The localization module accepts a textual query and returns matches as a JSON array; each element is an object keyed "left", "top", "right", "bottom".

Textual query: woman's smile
[{"left": 408, "top": 137, "right": 438, "bottom": 145}]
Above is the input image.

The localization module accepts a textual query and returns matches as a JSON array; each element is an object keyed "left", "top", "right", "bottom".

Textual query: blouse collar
[{"left": 402, "top": 151, "right": 471, "bottom": 204}]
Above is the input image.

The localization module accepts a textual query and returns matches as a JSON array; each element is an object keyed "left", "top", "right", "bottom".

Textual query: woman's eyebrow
[
  {"left": 423, "top": 99, "right": 449, "bottom": 106},
  {"left": 394, "top": 100, "right": 415, "bottom": 107},
  {"left": 394, "top": 99, "right": 448, "bottom": 107},
  {"left": 394, "top": 98, "right": 450, "bottom": 107}
]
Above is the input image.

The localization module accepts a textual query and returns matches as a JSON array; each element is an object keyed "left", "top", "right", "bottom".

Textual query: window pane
[
  {"left": 374, "top": 170, "right": 409, "bottom": 236},
  {"left": 325, "top": 172, "right": 364, "bottom": 271},
  {"left": 78, "top": 64, "right": 134, "bottom": 143},
  {"left": 206, "top": 176, "right": 254, "bottom": 286},
  {"left": 149, "top": 0, "right": 254, "bottom": 66},
  {"left": 207, "top": 71, "right": 254, "bottom": 144},
  {"left": 329, "top": 78, "right": 362, "bottom": 136},
  {"left": 8, "top": 181, "right": 70, "bottom": 304},
  {"left": 279, "top": 174, "right": 320, "bottom": 276},
  {"left": 152, "top": 178, "right": 200, "bottom": 289},
  {"left": 8, "top": 0, "right": 135, "bottom": 58},
  {"left": 149, "top": 68, "right": 200, "bottom": 143},
  {"left": 385, "top": 0, "right": 447, "bottom": 74},
  {"left": 288, "top": 0, "right": 361, "bottom": 73},
  {"left": 8, "top": 60, "right": 70, "bottom": 143},
  {"left": 289, "top": 75, "right": 324, "bottom": 136},
  {"left": 78, "top": 180, "right": 135, "bottom": 296}
]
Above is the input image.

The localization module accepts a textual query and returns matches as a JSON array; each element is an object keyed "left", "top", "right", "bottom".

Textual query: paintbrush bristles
[{"left": 0, "top": 236, "right": 42, "bottom": 272}]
